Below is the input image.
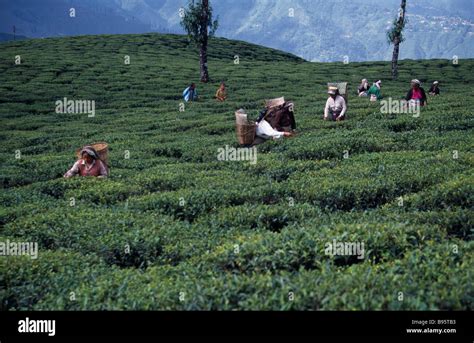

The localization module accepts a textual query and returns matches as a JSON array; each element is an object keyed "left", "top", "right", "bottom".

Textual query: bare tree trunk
[
  {"left": 391, "top": 0, "right": 406, "bottom": 80},
  {"left": 200, "top": 0, "right": 210, "bottom": 83},
  {"left": 199, "top": 44, "right": 209, "bottom": 83},
  {"left": 391, "top": 37, "right": 400, "bottom": 79}
]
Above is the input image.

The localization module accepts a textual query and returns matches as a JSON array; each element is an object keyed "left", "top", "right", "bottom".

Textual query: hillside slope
[{"left": 0, "top": 34, "right": 473, "bottom": 310}]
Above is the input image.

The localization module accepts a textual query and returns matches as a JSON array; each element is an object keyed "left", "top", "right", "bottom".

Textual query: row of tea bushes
[
  {"left": 1, "top": 242, "right": 469, "bottom": 310},
  {"left": 1, "top": 208, "right": 177, "bottom": 268}
]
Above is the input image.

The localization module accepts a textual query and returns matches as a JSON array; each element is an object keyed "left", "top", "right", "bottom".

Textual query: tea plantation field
[{"left": 0, "top": 33, "right": 472, "bottom": 310}]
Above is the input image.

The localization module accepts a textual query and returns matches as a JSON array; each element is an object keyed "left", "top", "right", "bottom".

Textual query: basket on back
[
  {"left": 76, "top": 142, "right": 109, "bottom": 171},
  {"left": 265, "top": 97, "right": 285, "bottom": 109},
  {"left": 328, "top": 82, "right": 349, "bottom": 104},
  {"left": 235, "top": 109, "right": 256, "bottom": 146}
]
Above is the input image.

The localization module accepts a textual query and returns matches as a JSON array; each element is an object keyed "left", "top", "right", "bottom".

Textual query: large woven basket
[
  {"left": 236, "top": 122, "right": 256, "bottom": 145},
  {"left": 76, "top": 142, "right": 109, "bottom": 168},
  {"left": 235, "top": 110, "right": 256, "bottom": 145},
  {"left": 265, "top": 97, "right": 285, "bottom": 109}
]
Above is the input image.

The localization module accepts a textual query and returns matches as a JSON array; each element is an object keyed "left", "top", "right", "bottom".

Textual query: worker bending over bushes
[
  {"left": 367, "top": 80, "right": 383, "bottom": 101},
  {"left": 405, "top": 79, "right": 427, "bottom": 107},
  {"left": 255, "top": 97, "right": 295, "bottom": 141},
  {"left": 428, "top": 81, "right": 440, "bottom": 96},
  {"left": 64, "top": 146, "right": 108, "bottom": 178},
  {"left": 358, "top": 79, "right": 370, "bottom": 97},
  {"left": 215, "top": 82, "right": 227, "bottom": 102},
  {"left": 183, "top": 83, "right": 198, "bottom": 102},
  {"left": 324, "top": 86, "right": 347, "bottom": 121}
]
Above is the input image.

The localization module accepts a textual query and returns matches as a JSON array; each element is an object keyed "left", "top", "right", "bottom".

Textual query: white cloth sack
[{"left": 256, "top": 120, "right": 285, "bottom": 140}]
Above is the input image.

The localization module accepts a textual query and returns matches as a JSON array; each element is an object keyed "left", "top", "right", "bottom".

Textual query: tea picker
[{"left": 64, "top": 143, "right": 109, "bottom": 178}]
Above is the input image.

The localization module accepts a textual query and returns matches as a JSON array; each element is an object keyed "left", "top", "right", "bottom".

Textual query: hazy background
[{"left": 0, "top": 0, "right": 473, "bottom": 61}]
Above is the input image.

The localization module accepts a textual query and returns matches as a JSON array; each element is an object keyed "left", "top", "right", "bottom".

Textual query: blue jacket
[{"left": 183, "top": 87, "right": 198, "bottom": 102}]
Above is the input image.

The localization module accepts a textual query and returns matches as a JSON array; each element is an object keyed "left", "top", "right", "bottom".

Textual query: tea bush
[
  {"left": 1, "top": 208, "right": 174, "bottom": 268},
  {"left": 4, "top": 242, "right": 468, "bottom": 311},
  {"left": 0, "top": 250, "right": 112, "bottom": 310}
]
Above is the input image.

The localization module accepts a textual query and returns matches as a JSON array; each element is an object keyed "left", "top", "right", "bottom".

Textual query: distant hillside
[
  {"left": 0, "top": 0, "right": 151, "bottom": 37},
  {"left": 0, "top": 32, "right": 28, "bottom": 42},
  {"left": 1, "top": 0, "right": 473, "bottom": 61}
]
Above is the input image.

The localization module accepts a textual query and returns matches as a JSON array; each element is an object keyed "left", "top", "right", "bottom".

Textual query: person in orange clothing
[{"left": 215, "top": 82, "right": 227, "bottom": 102}]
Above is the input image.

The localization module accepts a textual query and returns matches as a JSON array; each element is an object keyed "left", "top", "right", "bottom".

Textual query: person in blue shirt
[{"left": 183, "top": 83, "right": 198, "bottom": 102}]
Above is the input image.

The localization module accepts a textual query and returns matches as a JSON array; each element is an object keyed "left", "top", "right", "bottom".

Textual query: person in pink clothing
[
  {"left": 64, "top": 146, "right": 108, "bottom": 178},
  {"left": 405, "top": 79, "right": 427, "bottom": 106}
]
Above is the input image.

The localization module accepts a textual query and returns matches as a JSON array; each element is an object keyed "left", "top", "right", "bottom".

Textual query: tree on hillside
[
  {"left": 180, "top": 0, "right": 219, "bottom": 83},
  {"left": 387, "top": 0, "right": 407, "bottom": 80}
]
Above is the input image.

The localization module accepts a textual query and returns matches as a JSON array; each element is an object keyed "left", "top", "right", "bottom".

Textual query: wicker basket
[
  {"left": 235, "top": 110, "right": 256, "bottom": 145},
  {"left": 76, "top": 142, "right": 109, "bottom": 168},
  {"left": 236, "top": 122, "right": 256, "bottom": 145},
  {"left": 265, "top": 97, "right": 285, "bottom": 109}
]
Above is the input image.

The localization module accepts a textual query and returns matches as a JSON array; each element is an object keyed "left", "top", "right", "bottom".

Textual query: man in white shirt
[{"left": 324, "top": 87, "right": 347, "bottom": 121}]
